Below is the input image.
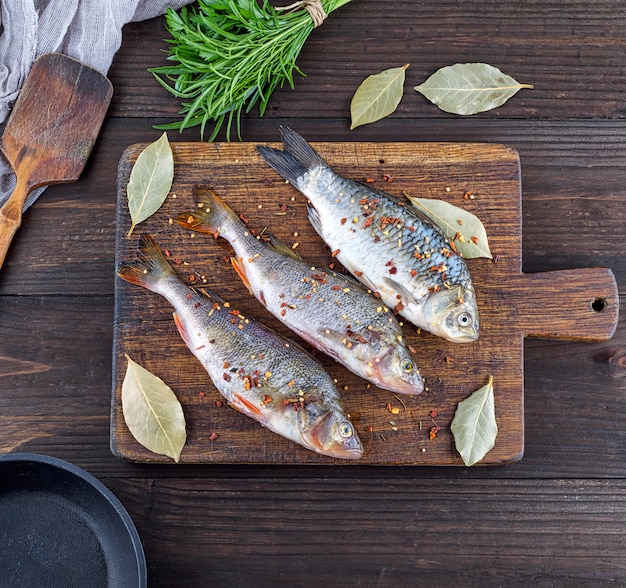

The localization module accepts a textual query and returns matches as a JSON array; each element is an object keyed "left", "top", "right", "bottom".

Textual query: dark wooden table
[{"left": 2, "top": 1, "right": 626, "bottom": 585}]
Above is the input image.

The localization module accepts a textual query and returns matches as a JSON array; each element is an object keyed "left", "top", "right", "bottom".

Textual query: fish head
[
  {"left": 302, "top": 408, "right": 363, "bottom": 460},
  {"left": 423, "top": 285, "right": 479, "bottom": 343},
  {"left": 359, "top": 334, "right": 425, "bottom": 395}
]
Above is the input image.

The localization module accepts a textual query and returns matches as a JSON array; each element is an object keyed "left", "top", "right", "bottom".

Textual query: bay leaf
[
  {"left": 127, "top": 132, "right": 174, "bottom": 237},
  {"left": 405, "top": 194, "right": 492, "bottom": 258},
  {"left": 450, "top": 376, "right": 498, "bottom": 467},
  {"left": 350, "top": 64, "right": 409, "bottom": 129},
  {"left": 414, "top": 63, "right": 533, "bottom": 115},
  {"left": 121, "top": 354, "right": 186, "bottom": 462}
]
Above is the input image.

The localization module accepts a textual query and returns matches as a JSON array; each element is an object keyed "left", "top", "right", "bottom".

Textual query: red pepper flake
[
  {"left": 408, "top": 345, "right": 417, "bottom": 354},
  {"left": 429, "top": 425, "right": 441, "bottom": 440},
  {"left": 364, "top": 425, "right": 373, "bottom": 433},
  {"left": 280, "top": 309, "right": 287, "bottom": 317},
  {"left": 365, "top": 177, "right": 375, "bottom": 183},
  {"left": 262, "top": 395, "right": 272, "bottom": 405},
  {"left": 354, "top": 270, "right": 363, "bottom": 277},
  {"left": 383, "top": 173, "right": 394, "bottom": 183},
  {"left": 389, "top": 266, "right": 397, "bottom": 274},
  {"left": 186, "top": 293, "right": 193, "bottom": 300},
  {"left": 164, "top": 249, "right": 171, "bottom": 257},
  {"left": 410, "top": 269, "right": 417, "bottom": 278},
  {"left": 471, "top": 236, "right": 479, "bottom": 244},
  {"left": 209, "top": 432, "right": 218, "bottom": 441},
  {"left": 429, "top": 410, "right": 438, "bottom": 418},
  {"left": 189, "top": 274, "right": 196, "bottom": 282},
  {"left": 199, "top": 391, "right": 206, "bottom": 398},
  {"left": 406, "top": 225, "right": 416, "bottom": 232},
  {"left": 394, "top": 301, "right": 404, "bottom": 313},
  {"left": 239, "top": 213, "right": 249, "bottom": 224},
  {"left": 340, "top": 218, "right": 347, "bottom": 225},
  {"left": 457, "top": 219, "right": 463, "bottom": 226},
  {"left": 215, "top": 400, "right": 223, "bottom": 407},
  {"left": 223, "top": 361, "right": 230, "bottom": 369},
  {"left": 280, "top": 203, "right": 288, "bottom": 212},
  {"left": 363, "top": 218, "right": 373, "bottom": 229},
  {"left": 223, "top": 373, "right": 231, "bottom": 382},
  {"left": 331, "top": 249, "right": 340, "bottom": 258}
]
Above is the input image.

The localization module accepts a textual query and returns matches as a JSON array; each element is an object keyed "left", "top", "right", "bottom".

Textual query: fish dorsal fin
[
  {"left": 265, "top": 231, "right": 303, "bottom": 260},
  {"left": 306, "top": 203, "right": 323, "bottom": 236}
]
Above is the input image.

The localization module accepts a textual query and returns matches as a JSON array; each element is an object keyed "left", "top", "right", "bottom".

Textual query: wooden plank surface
[
  {"left": 112, "top": 140, "right": 616, "bottom": 465},
  {"left": 3, "top": 1, "right": 626, "bottom": 584}
]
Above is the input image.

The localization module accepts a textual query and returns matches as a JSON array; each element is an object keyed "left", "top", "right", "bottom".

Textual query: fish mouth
[{"left": 304, "top": 412, "right": 363, "bottom": 460}]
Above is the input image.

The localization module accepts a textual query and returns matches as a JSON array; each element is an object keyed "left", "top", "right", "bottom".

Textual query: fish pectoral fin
[
  {"left": 382, "top": 277, "right": 421, "bottom": 307},
  {"left": 230, "top": 393, "right": 264, "bottom": 420},
  {"left": 266, "top": 232, "right": 302, "bottom": 260},
  {"left": 231, "top": 257, "right": 254, "bottom": 294}
]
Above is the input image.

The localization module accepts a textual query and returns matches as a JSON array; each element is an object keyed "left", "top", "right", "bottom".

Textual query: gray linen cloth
[{"left": 0, "top": 0, "right": 193, "bottom": 211}]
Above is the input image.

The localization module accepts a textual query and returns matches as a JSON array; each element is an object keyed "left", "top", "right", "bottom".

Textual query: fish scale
[
  {"left": 117, "top": 234, "right": 363, "bottom": 460},
  {"left": 257, "top": 127, "right": 480, "bottom": 343},
  {"left": 177, "top": 188, "right": 424, "bottom": 395}
]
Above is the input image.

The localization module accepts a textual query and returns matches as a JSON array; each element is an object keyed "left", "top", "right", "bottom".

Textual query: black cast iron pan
[{"left": 0, "top": 453, "right": 146, "bottom": 587}]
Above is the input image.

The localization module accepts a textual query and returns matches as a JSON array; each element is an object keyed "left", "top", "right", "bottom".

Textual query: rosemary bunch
[{"left": 151, "top": 0, "right": 352, "bottom": 141}]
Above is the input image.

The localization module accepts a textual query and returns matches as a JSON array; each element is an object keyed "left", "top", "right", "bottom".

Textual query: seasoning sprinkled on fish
[
  {"left": 117, "top": 234, "right": 363, "bottom": 460},
  {"left": 257, "top": 127, "right": 479, "bottom": 343},
  {"left": 177, "top": 188, "right": 424, "bottom": 395}
]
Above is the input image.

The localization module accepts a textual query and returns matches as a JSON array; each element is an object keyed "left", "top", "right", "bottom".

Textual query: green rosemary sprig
[{"left": 150, "top": 0, "right": 352, "bottom": 141}]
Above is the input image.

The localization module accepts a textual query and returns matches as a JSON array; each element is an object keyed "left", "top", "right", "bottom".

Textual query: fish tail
[
  {"left": 257, "top": 126, "right": 326, "bottom": 184},
  {"left": 176, "top": 187, "right": 240, "bottom": 238},
  {"left": 116, "top": 234, "right": 175, "bottom": 292}
]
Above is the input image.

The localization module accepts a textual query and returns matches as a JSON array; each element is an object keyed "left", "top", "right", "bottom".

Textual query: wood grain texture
[
  {"left": 105, "top": 476, "right": 626, "bottom": 587},
  {"left": 1, "top": 2, "right": 626, "bottom": 584},
  {"left": 111, "top": 140, "right": 616, "bottom": 465}
]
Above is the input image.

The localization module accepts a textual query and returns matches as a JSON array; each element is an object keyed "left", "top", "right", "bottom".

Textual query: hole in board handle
[{"left": 591, "top": 298, "right": 607, "bottom": 312}]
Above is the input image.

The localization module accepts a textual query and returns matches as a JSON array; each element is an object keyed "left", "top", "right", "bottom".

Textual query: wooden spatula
[{"left": 0, "top": 53, "right": 113, "bottom": 268}]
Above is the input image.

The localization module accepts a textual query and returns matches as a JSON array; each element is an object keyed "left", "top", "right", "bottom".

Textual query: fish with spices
[
  {"left": 177, "top": 188, "right": 424, "bottom": 395},
  {"left": 257, "top": 127, "right": 480, "bottom": 343},
  {"left": 117, "top": 234, "right": 363, "bottom": 460}
]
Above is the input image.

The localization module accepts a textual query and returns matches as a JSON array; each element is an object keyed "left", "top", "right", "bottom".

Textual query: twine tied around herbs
[{"left": 276, "top": 0, "right": 327, "bottom": 27}]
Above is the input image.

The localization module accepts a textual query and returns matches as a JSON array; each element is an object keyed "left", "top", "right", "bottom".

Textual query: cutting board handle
[{"left": 512, "top": 268, "right": 619, "bottom": 341}]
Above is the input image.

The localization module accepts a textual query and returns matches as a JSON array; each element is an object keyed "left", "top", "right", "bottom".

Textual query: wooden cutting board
[{"left": 112, "top": 141, "right": 618, "bottom": 465}]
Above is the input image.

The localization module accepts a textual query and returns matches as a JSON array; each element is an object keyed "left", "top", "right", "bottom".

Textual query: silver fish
[
  {"left": 257, "top": 127, "right": 480, "bottom": 343},
  {"left": 117, "top": 234, "right": 363, "bottom": 460},
  {"left": 177, "top": 188, "right": 424, "bottom": 395}
]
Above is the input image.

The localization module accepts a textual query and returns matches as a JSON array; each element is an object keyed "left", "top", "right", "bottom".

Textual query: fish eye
[
  {"left": 457, "top": 312, "right": 472, "bottom": 327},
  {"left": 339, "top": 422, "right": 353, "bottom": 438},
  {"left": 400, "top": 358, "right": 414, "bottom": 373}
]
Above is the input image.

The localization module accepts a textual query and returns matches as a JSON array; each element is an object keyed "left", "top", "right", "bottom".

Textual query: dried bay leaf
[
  {"left": 121, "top": 354, "right": 186, "bottom": 462},
  {"left": 127, "top": 132, "right": 174, "bottom": 237},
  {"left": 414, "top": 63, "right": 533, "bottom": 115},
  {"left": 404, "top": 194, "right": 492, "bottom": 259},
  {"left": 451, "top": 376, "right": 498, "bottom": 466},
  {"left": 350, "top": 64, "right": 409, "bottom": 129}
]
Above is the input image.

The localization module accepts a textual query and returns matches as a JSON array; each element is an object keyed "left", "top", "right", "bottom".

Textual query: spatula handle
[{"left": 0, "top": 175, "right": 30, "bottom": 268}]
